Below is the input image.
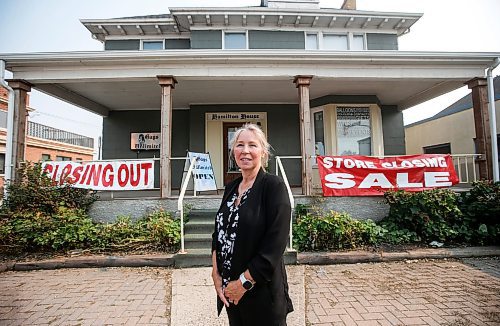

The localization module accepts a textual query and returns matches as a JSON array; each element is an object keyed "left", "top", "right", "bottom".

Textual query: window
[
  {"left": 0, "top": 153, "right": 5, "bottom": 174},
  {"left": 41, "top": 154, "right": 51, "bottom": 161},
  {"left": 305, "top": 33, "right": 318, "bottom": 50},
  {"left": 224, "top": 32, "right": 247, "bottom": 49},
  {"left": 423, "top": 143, "right": 451, "bottom": 154},
  {"left": 313, "top": 111, "right": 325, "bottom": 156},
  {"left": 56, "top": 156, "right": 71, "bottom": 161},
  {"left": 76, "top": 158, "right": 83, "bottom": 162},
  {"left": 323, "top": 34, "right": 348, "bottom": 50},
  {"left": 351, "top": 34, "right": 365, "bottom": 50},
  {"left": 336, "top": 107, "right": 371, "bottom": 155},
  {"left": 142, "top": 40, "right": 164, "bottom": 50}
]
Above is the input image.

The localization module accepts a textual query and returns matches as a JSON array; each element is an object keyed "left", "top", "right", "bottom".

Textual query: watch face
[{"left": 243, "top": 281, "right": 253, "bottom": 290}]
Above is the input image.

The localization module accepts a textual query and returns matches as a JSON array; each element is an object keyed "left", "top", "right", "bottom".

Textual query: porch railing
[
  {"left": 177, "top": 156, "right": 198, "bottom": 254},
  {"left": 275, "top": 156, "right": 298, "bottom": 251},
  {"left": 451, "top": 154, "right": 480, "bottom": 184}
]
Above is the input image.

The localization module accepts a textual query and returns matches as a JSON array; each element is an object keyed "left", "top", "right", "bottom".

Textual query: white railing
[
  {"left": 177, "top": 156, "right": 198, "bottom": 254},
  {"left": 451, "top": 154, "right": 480, "bottom": 184},
  {"left": 275, "top": 156, "right": 299, "bottom": 251}
]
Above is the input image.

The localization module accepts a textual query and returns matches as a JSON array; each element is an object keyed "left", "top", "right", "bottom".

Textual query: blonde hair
[{"left": 229, "top": 123, "right": 270, "bottom": 167}]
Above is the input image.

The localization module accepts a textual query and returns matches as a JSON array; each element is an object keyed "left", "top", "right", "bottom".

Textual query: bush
[
  {"left": 0, "top": 163, "right": 181, "bottom": 254},
  {"left": 1, "top": 163, "right": 98, "bottom": 215},
  {"left": 0, "top": 209, "right": 181, "bottom": 253},
  {"left": 293, "top": 209, "right": 384, "bottom": 251},
  {"left": 1, "top": 208, "right": 100, "bottom": 251},
  {"left": 381, "top": 184, "right": 500, "bottom": 245},
  {"left": 381, "top": 189, "right": 463, "bottom": 243},
  {"left": 458, "top": 181, "right": 500, "bottom": 244}
]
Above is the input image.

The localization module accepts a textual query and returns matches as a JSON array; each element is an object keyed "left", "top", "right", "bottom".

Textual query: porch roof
[{"left": 1, "top": 50, "right": 498, "bottom": 116}]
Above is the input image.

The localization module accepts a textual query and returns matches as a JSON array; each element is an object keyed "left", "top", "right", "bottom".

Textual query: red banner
[
  {"left": 42, "top": 160, "right": 154, "bottom": 191},
  {"left": 317, "top": 155, "right": 459, "bottom": 196}
]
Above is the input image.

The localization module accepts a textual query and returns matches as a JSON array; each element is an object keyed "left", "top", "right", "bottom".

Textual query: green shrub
[
  {"left": 381, "top": 185, "right": 500, "bottom": 245},
  {"left": 381, "top": 189, "right": 463, "bottom": 243},
  {"left": 1, "top": 163, "right": 98, "bottom": 215},
  {"left": 293, "top": 210, "right": 383, "bottom": 251},
  {"left": 142, "top": 209, "right": 181, "bottom": 248},
  {"left": 0, "top": 209, "right": 181, "bottom": 254},
  {"left": 458, "top": 181, "right": 500, "bottom": 244},
  {"left": 1, "top": 207, "right": 99, "bottom": 251}
]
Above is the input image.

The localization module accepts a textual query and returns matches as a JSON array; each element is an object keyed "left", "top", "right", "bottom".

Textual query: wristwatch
[{"left": 239, "top": 273, "right": 254, "bottom": 290}]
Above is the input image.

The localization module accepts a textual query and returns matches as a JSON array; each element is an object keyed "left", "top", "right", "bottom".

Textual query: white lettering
[
  {"left": 324, "top": 173, "right": 356, "bottom": 189},
  {"left": 424, "top": 172, "right": 452, "bottom": 187},
  {"left": 344, "top": 159, "right": 355, "bottom": 168},
  {"left": 396, "top": 173, "right": 423, "bottom": 188},
  {"left": 322, "top": 157, "right": 334, "bottom": 169},
  {"left": 358, "top": 173, "right": 392, "bottom": 189}
]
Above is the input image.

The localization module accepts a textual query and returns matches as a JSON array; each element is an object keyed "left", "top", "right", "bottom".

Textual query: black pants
[
  {"left": 225, "top": 284, "right": 287, "bottom": 326},
  {"left": 226, "top": 305, "right": 287, "bottom": 326}
]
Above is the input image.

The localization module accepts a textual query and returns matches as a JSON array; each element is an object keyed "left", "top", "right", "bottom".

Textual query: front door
[{"left": 223, "top": 122, "right": 245, "bottom": 186}]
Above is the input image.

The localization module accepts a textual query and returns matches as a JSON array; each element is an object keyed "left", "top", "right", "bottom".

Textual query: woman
[{"left": 211, "top": 123, "right": 293, "bottom": 326}]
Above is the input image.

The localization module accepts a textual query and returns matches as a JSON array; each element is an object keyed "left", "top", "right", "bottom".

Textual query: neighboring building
[
  {"left": 405, "top": 76, "right": 500, "bottom": 179},
  {"left": 0, "top": 85, "right": 95, "bottom": 188},
  {"left": 1, "top": 0, "right": 499, "bottom": 219}
]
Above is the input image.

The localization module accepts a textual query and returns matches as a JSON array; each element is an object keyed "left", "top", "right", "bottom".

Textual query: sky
[{"left": 1, "top": 0, "right": 499, "bottom": 147}]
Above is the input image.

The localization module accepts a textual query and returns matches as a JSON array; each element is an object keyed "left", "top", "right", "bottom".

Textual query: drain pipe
[
  {"left": 487, "top": 57, "right": 500, "bottom": 182},
  {"left": 0, "top": 60, "right": 15, "bottom": 197}
]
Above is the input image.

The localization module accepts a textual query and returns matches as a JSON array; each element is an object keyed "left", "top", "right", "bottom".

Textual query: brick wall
[{"left": 0, "top": 86, "right": 95, "bottom": 192}]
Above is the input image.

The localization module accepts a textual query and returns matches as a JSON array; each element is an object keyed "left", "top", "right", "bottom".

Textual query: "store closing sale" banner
[{"left": 316, "top": 154, "right": 459, "bottom": 196}]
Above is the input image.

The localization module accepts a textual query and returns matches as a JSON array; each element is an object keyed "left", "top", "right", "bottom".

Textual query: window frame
[
  {"left": 322, "top": 33, "right": 349, "bottom": 51},
  {"left": 350, "top": 33, "right": 366, "bottom": 50},
  {"left": 141, "top": 39, "right": 165, "bottom": 50},
  {"left": 311, "top": 107, "right": 325, "bottom": 165},
  {"left": 305, "top": 32, "right": 319, "bottom": 50},
  {"left": 222, "top": 30, "right": 248, "bottom": 50},
  {"left": 56, "top": 156, "right": 72, "bottom": 161},
  {"left": 41, "top": 154, "right": 51, "bottom": 162}
]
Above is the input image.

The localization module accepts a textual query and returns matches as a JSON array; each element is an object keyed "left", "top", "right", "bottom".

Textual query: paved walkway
[{"left": 0, "top": 257, "right": 499, "bottom": 325}]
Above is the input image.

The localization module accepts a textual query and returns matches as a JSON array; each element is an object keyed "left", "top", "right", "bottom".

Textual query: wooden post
[
  {"left": 6, "top": 79, "right": 31, "bottom": 181},
  {"left": 294, "top": 75, "right": 313, "bottom": 196},
  {"left": 157, "top": 76, "right": 177, "bottom": 198},
  {"left": 467, "top": 77, "right": 492, "bottom": 180}
]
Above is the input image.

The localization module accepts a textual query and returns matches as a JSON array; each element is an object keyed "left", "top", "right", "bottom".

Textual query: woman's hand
[
  {"left": 212, "top": 268, "right": 230, "bottom": 307},
  {"left": 223, "top": 279, "right": 246, "bottom": 305},
  {"left": 212, "top": 251, "right": 229, "bottom": 307}
]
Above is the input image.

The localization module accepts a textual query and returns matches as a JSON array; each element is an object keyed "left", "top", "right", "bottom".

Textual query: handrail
[
  {"left": 177, "top": 156, "right": 198, "bottom": 254},
  {"left": 275, "top": 156, "right": 295, "bottom": 251}
]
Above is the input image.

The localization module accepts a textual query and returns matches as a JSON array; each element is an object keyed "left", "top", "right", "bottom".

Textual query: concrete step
[
  {"left": 187, "top": 209, "right": 218, "bottom": 220},
  {"left": 175, "top": 249, "right": 212, "bottom": 268},
  {"left": 184, "top": 234, "right": 212, "bottom": 249},
  {"left": 184, "top": 220, "right": 214, "bottom": 234}
]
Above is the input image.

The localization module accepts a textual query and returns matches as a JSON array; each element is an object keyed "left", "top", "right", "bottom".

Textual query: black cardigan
[{"left": 212, "top": 169, "right": 293, "bottom": 317}]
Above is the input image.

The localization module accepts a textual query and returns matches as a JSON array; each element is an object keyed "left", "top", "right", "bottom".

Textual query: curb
[
  {"left": 1, "top": 246, "right": 499, "bottom": 272},
  {"left": 297, "top": 246, "right": 500, "bottom": 265},
  {"left": 0, "top": 254, "right": 175, "bottom": 272}
]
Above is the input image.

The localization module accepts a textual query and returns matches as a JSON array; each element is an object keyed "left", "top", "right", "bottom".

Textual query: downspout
[
  {"left": 487, "top": 57, "right": 500, "bottom": 182},
  {"left": 0, "top": 60, "right": 15, "bottom": 197}
]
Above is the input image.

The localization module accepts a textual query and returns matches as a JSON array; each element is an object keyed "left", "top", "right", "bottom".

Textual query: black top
[
  {"left": 212, "top": 169, "right": 294, "bottom": 318},
  {"left": 215, "top": 188, "right": 251, "bottom": 288}
]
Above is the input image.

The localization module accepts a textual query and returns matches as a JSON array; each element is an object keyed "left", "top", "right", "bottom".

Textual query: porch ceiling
[{"left": 34, "top": 77, "right": 467, "bottom": 112}]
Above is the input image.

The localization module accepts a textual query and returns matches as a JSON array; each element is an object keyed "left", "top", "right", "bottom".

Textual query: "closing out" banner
[
  {"left": 42, "top": 160, "right": 154, "bottom": 190},
  {"left": 316, "top": 154, "right": 459, "bottom": 196}
]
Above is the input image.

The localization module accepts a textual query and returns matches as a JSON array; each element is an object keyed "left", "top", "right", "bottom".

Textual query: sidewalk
[{"left": 0, "top": 247, "right": 499, "bottom": 325}]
